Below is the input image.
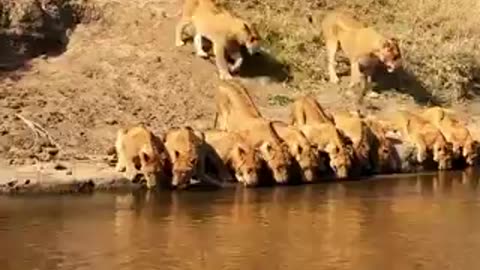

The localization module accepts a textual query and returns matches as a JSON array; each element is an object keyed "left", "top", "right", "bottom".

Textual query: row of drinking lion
[{"left": 114, "top": 80, "right": 478, "bottom": 190}]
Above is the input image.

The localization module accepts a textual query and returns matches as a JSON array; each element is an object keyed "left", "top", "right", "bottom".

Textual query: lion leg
[
  {"left": 349, "top": 60, "right": 362, "bottom": 88},
  {"left": 229, "top": 51, "right": 243, "bottom": 73},
  {"left": 124, "top": 159, "right": 138, "bottom": 181},
  {"left": 194, "top": 34, "right": 209, "bottom": 58},
  {"left": 213, "top": 42, "right": 233, "bottom": 80},
  {"left": 412, "top": 136, "right": 428, "bottom": 163},
  {"left": 175, "top": 18, "right": 190, "bottom": 47},
  {"left": 115, "top": 149, "right": 126, "bottom": 172},
  {"left": 326, "top": 40, "right": 340, "bottom": 84}
]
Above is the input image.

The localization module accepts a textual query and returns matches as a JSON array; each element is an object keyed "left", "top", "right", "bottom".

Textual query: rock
[
  {"left": 105, "top": 118, "right": 118, "bottom": 125},
  {"left": 54, "top": 163, "right": 68, "bottom": 171},
  {"left": 366, "top": 91, "right": 380, "bottom": 99},
  {"left": 106, "top": 146, "right": 116, "bottom": 156},
  {"left": 46, "top": 147, "right": 59, "bottom": 156}
]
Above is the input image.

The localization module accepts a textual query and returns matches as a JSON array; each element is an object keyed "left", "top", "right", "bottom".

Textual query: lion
[
  {"left": 321, "top": 10, "right": 402, "bottom": 89},
  {"left": 290, "top": 96, "right": 353, "bottom": 179},
  {"left": 421, "top": 107, "right": 478, "bottom": 166},
  {"left": 175, "top": 0, "right": 261, "bottom": 80},
  {"left": 332, "top": 111, "right": 374, "bottom": 175},
  {"left": 214, "top": 80, "right": 292, "bottom": 184},
  {"left": 204, "top": 129, "right": 262, "bottom": 186},
  {"left": 387, "top": 110, "right": 453, "bottom": 170},
  {"left": 114, "top": 126, "right": 170, "bottom": 189},
  {"left": 271, "top": 121, "right": 322, "bottom": 182},
  {"left": 163, "top": 126, "right": 224, "bottom": 189},
  {"left": 364, "top": 118, "right": 401, "bottom": 173},
  {"left": 289, "top": 95, "right": 335, "bottom": 125}
]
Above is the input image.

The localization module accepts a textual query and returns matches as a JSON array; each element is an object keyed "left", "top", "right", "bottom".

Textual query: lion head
[
  {"left": 164, "top": 126, "right": 204, "bottom": 189},
  {"left": 376, "top": 38, "right": 402, "bottom": 73},
  {"left": 229, "top": 143, "right": 262, "bottom": 187},
  {"left": 238, "top": 22, "right": 261, "bottom": 55},
  {"left": 432, "top": 138, "right": 453, "bottom": 170},
  {"left": 258, "top": 140, "right": 291, "bottom": 184}
]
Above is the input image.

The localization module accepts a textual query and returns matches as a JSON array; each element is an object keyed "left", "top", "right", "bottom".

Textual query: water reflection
[{"left": 1, "top": 170, "right": 480, "bottom": 270}]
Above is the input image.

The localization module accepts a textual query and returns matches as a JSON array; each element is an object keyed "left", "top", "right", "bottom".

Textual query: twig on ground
[{"left": 15, "top": 114, "right": 62, "bottom": 151}]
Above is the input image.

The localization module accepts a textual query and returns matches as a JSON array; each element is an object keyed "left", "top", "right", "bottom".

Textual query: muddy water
[{"left": 1, "top": 170, "right": 480, "bottom": 270}]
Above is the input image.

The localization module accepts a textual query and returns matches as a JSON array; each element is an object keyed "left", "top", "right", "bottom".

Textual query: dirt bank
[{"left": 1, "top": 0, "right": 480, "bottom": 171}]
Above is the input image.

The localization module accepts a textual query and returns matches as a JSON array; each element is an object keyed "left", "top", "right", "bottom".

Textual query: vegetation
[{"left": 223, "top": 0, "right": 480, "bottom": 104}]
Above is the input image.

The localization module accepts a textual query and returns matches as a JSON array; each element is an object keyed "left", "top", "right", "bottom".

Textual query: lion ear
[
  {"left": 236, "top": 145, "right": 246, "bottom": 157},
  {"left": 243, "top": 23, "right": 252, "bottom": 35},
  {"left": 193, "top": 129, "right": 205, "bottom": 142}
]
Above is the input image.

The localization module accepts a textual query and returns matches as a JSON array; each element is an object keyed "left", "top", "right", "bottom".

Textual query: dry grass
[{"left": 222, "top": 0, "right": 480, "bottom": 104}]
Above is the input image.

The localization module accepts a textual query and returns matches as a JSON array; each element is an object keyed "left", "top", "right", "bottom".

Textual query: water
[{"left": 1, "top": 170, "right": 480, "bottom": 270}]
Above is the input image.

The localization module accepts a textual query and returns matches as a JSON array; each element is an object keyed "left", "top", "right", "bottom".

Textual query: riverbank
[
  {"left": 0, "top": 157, "right": 454, "bottom": 195},
  {"left": 0, "top": 159, "right": 139, "bottom": 195}
]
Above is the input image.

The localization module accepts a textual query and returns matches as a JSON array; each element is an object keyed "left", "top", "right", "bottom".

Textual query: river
[{"left": 1, "top": 169, "right": 480, "bottom": 270}]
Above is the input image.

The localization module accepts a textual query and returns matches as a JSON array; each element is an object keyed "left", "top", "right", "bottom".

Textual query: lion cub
[
  {"left": 333, "top": 111, "right": 374, "bottom": 175},
  {"left": 421, "top": 107, "right": 478, "bottom": 166},
  {"left": 364, "top": 118, "right": 401, "bottom": 173},
  {"left": 271, "top": 121, "right": 321, "bottom": 182},
  {"left": 321, "top": 11, "right": 402, "bottom": 89},
  {"left": 388, "top": 111, "right": 453, "bottom": 170},
  {"left": 290, "top": 96, "right": 353, "bottom": 179},
  {"left": 175, "top": 0, "right": 261, "bottom": 80},
  {"left": 115, "top": 126, "right": 170, "bottom": 189},
  {"left": 204, "top": 130, "right": 261, "bottom": 186},
  {"left": 164, "top": 126, "right": 224, "bottom": 189},
  {"left": 214, "top": 80, "right": 292, "bottom": 184}
]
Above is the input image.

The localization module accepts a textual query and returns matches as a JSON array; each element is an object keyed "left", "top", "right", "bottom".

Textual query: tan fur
[
  {"left": 388, "top": 110, "right": 453, "bottom": 170},
  {"left": 214, "top": 80, "right": 262, "bottom": 130},
  {"left": 164, "top": 126, "right": 224, "bottom": 189},
  {"left": 289, "top": 95, "right": 335, "bottom": 125},
  {"left": 204, "top": 129, "right": 261, "bottom": 186},
  {"left": 421, "top": 107, "right": 478, "bottom": 165},
  {"left": 115, "top": 126, "right": 169, "bottom": 188},
  {"left": 214, "top": 80, "right": 292, "bottom": 184},
  {"left": 290, "top": 96, "right": 353, "bottom": 178},
  {"left": 364, "top": 118, "right": 401, "bottom": 173},
  {"left": 333, "top": 111, "right": 373, "bottom": 173},
  {"left": 271, "top": 121, "right": 321, "bottom": 182},
  {"left": 175, "top": 0, "right": 261, "bottom": 80},
  {"left": 321, "top": 11, "right": 402, "bottom": 88}
]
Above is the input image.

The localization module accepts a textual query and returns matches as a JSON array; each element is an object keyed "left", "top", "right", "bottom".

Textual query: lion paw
[{"left": 175, "top": 40, "right": 186, "bottom": 47}]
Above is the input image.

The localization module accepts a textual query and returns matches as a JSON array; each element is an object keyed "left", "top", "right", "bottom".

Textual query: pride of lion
[{"left": 112, "top": 3, "right": 478, "bottom": 190}]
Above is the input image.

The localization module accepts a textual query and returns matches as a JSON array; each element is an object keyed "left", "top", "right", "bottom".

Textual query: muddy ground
[{"left": 1, "top": 0, "right": 480, "bottom": 175}]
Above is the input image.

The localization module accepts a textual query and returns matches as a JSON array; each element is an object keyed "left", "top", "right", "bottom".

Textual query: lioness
[
  {"left": 115, "top": 126, "right": 170, "bottom": 189},
  {"left": 271, "top": 121, "right": 321, "bottom": 182},
  {"left": 204, "top": 129, "right": 261, "bottom": 186},
  {"left": 321, "top": 11, "right": 402, "bottom": 88},
  {"left": 290, "top": 96, "right": 353, "bottom": 179},
  {"left": 164, "top": 126, "right": 224, "bottom": 189},
  {"left": 421, "top": 107, "right": 478, "bottom": 166},
  {"left": 175, "top": 0, "right": 261, "bottom": 80},
  {"left": 333, "top": 111, "right": 373, "bottom": 175},
  {"left": 387, "top": 111, "right": 453, "bottom": 170},
  {"left": 214, "top": 80, "right": 292, "bottom": 184}
]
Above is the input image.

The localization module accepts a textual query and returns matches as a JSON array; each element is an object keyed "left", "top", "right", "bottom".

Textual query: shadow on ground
[
  {"left": 237, "top": 48, "right": 291, "bottom": 83},
  {"left": 372, "top": 66, "right": 441, "bottom": 106},
  {"left": 0, "top": 0, "right": 97, "bottom": 79}
]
